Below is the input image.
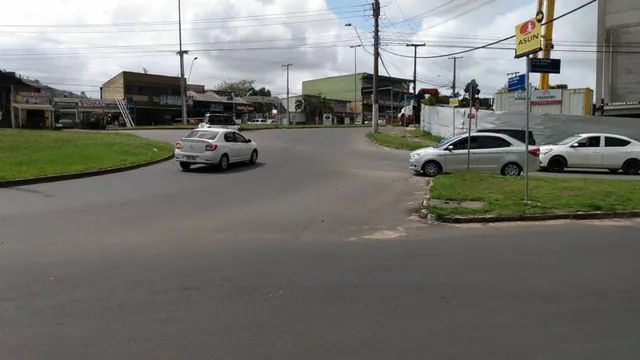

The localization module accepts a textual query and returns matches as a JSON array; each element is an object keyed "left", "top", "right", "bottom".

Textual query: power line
[
  {"left": 0, "top": 5, "right": 368, "bottom": 28},
  {"left": 0, "top": 15, "right": 366, "bottom": 34},
  {"left": 380, "top": 0, "right": 599, "bottom": 59}
]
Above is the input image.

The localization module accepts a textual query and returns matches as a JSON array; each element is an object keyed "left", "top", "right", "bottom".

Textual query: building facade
[
  {"left": 0, "top": 71, "right": 55, "bottom": 129},
  {"left": 302, "top": 73, "right": 411, "bottom": 123},
  {"left": 101, "top": 71, "right": 204, "bottom": 125},
  {"left": 595, "top": 0, "right": 640, "bottom": 117}
]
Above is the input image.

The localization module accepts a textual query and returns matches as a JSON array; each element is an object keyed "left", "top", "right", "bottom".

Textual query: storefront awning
[{"left": 12, "top": 103, "right": 54, "bottom": 111}]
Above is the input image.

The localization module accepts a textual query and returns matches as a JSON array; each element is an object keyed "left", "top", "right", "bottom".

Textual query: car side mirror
[
  {"left": 246, "top": 139, "right": 252, "bottom": 143},
  {"left": 447, "top": 145, "right": 454, "bottom": 151},
  {"left": 570, "top": 143, "right": 579, "bottom": 148}
]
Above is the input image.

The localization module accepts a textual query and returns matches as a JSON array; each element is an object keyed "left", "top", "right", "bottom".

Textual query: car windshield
[
  {"left": 184, "top": 130, "right": 219, "bottom": 140},
  {"left": 556, "top": 135, "right": 581, "bottom": 145},
  {"left": 435, "top": 136, "right": 463, "bottom": 149}
]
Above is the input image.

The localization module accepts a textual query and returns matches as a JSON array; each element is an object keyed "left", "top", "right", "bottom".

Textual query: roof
[
  {"left": 302, "top": 72, "right": 412, "bottom": 84},
  {"left": 188, "top": 91, "right": 249, "bottom": 104}
]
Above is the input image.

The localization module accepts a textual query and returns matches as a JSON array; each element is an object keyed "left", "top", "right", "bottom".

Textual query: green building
[{"left": 302, "top": 73, "right": 411, "bottom": 123}]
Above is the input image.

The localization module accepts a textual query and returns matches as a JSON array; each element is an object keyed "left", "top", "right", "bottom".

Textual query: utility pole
[
  {"left": 448, "top": 56, "right": 463, "bottom": 98},
  {"left": 282, "top": 64, "right": 293, "bottom": 125},
  {"left": 407, "top": 43, "right": 426, "bottom": 96},
  {"left": 349, "top": 45, "right": 361, "bottom": 124},
  {"left": 177, "top": 0, "right": 188, "bottom": 125},
  {"left": 372, "top": 0, "right": 380, "bottom": 133}
]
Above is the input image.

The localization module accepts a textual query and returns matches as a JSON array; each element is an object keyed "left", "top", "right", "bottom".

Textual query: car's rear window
[{"left": 184, "top": 130, "right": 219, "bottom": 140}]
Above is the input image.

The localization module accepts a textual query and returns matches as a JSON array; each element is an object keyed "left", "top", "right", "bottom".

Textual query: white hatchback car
[
  {"left": 539, "top": 133, "right": 640, "bottom": 174},
  {"left": 174, "top": 128, "right": 258, "bottom": 171},
  {"left": 409, "top": 132, "right": 540, "bottom": 177}
]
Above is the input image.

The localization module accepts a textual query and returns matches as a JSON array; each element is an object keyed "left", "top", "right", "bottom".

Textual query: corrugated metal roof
[{"left": 188, "top": 91, "right": 249, "bottom": 104}]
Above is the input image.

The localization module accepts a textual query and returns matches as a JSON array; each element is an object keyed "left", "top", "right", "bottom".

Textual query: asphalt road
[{"left": 1, "top": 128, "right": 640, "bottom": 360}]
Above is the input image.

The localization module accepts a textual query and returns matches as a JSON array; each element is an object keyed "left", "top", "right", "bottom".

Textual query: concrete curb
[
  {"left": 437, "top": 211, "right": 640, "bottom": 224},
  {"left": 418, "top": 178, "right": 436, "bottom": 222},
  {"left": 0, "top": 154, "right": 174, "bottom": 188}
]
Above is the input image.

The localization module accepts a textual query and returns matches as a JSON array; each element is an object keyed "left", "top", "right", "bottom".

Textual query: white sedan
[
  {"left": 174, "top": 128, "right": 258, "bottom": 171},
  {"left": 539, "top": 133, "right": 640, "bottom": 174},
  {"left": 409, "top": 132, "right": 540, "bottom": 177}
]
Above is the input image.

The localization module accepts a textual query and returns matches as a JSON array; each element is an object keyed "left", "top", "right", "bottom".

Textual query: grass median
[
  {"left": 428, "top": 172, "right": 640, "bottom": 218},
  {"left": 367, "top": 129, "right": 443, "bottom": 151},
  {"left": 0, "top": 129, "right": 174, "bottom": 181}
]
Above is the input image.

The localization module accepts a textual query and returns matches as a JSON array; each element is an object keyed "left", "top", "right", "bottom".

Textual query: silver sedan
[
  {"left": 409, "top": 132, "right": 540, "bottom": 177},
  {"left": 174, "top": 128, "right": 258, "bottom": 171}
]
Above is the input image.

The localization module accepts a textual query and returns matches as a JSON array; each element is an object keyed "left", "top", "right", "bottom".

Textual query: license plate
[{"left": 185, "top": 156, "right": 198, "bottom": 161}]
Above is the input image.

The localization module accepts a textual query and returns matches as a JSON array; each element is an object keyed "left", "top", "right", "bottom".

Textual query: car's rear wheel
[
  {"left": 547, "top": 156, "right": 566, "bottom": 172},
  {"left": 249, "top": 150, "right": 258, "bottom": 164},
  {"left": 422, "top": 161, "right": 441, "bottom": 177},
  {"left": 218, "top": 154, "right": 230, "bottom": 171},
  {"left": 622, "top": 159, "right": 640, "bottom": 175},
  {"left": 501, "top": 162, "right": 522, "bottom": 176},
  {"left": 179, "top": 162, "right": 191, "bottom": 170}
]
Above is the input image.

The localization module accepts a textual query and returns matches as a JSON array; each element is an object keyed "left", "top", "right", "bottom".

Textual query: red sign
[{"left": 519, "top": 20, "right": 537, "bottom": 36}]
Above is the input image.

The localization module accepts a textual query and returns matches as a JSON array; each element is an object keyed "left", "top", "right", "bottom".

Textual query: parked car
[
  {"left": 248, "top": 118, "right": 268, "bottom": 125},
  {"left": 539, "top": 133, "right": 640, "bottom": 174},
  {"left": 199, "top": 113, "right": 240, "bottom": 131},
  {"left": 409, "top": 132, "right": 540, "bottom": 177},
  {"left": 476, "top": 128, "right": 536, "bottom": 145},
  {"left": 266, "top": 119, "right": 279, "bottom": 125},
  {"left": 174, "top": 128, "right": 258, "bottom": 171}
]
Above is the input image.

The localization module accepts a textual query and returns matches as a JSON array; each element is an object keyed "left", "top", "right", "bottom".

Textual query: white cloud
[{"left": 0, "top": 0, "right": 598, "bottom": 98}]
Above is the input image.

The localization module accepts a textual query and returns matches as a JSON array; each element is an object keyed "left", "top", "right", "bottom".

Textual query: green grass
[
  {"left": 0, "top": 129, "right": 174, "bottom": 181},
  {"left": 408, "top": 128, "right": 444, "bottom": 144},
  {"left": 367, "top": 132, "right": 428, "bottom": 151},
  {"left": 428, "top": 172, "right": 640, "bottom": 217}
]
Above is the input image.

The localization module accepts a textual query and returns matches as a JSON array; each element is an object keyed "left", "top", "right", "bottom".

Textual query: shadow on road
[{"left": 181, "top": 162, "right": 265, "bottom": 174}]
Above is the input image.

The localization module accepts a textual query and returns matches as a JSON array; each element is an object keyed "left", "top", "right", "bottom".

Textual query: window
[
  {"left": 605, "top": 137, "right": 631, "bottom": 147},
  {"left": 184, "top": 130, "right": 219, "bottom": 140},
  {"left": 477, "top": 136, "right": 512, "bottom": 149},
  {"left": 576, "top": 136, "right": 601, "bottom": 148},
  {"left": 224, "top": 132, "right": 235, "bottom": 142},
  {"left": 557, "top": 135, "right": 581, "bottom": 145},
  {"left": 234, "top": 133, "right": 248, "bottom": 143},
  {"left": 450, "top": 136, "right": 479, "bottom": 150}
]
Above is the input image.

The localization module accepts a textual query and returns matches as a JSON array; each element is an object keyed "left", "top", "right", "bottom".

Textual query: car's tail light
[
  {"left": 174, "top": 142, "right": 182, "bottom": 149},
  {"left": 528, "top": 147, "right": 540, "bottom": 157},
  {"left": 205, "top": 143, "right": 218, "bottom": 151}
]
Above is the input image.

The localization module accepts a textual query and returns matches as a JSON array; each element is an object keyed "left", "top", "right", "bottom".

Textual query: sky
[{"left": 0, "top": 0, "right": 598, "bottom": 98}]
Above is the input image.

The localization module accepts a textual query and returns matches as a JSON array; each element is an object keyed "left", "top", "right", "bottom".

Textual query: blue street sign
[
  {"left": 530, "top": 58, "right": 561, "bottom": 74},
  {"left": 507, "top": 74, "right": 526, "bottom": 92}
]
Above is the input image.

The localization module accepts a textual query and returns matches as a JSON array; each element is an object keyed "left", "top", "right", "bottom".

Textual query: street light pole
[
  {"left": 372, "top": 0, "right": 380, "bottom": 133},
  {"left": 349, "top": 45, "right": 361, "bottom": 124},
  {"left": 177, "top": 0, "right": 188, "bottom": 125},
  {"left": 282, "top": 64, "right": 293, "bottom": 125},
  {"left": 187, "top": 56, "right": 198, "bottom": 82}
]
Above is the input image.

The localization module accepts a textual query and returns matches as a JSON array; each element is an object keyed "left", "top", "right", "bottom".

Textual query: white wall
[
  {"left": 494, "top": 88, "right": 592, "bottom": 116},
  {"left": 421, "top": 105, "right": 640, "bottom": 145}
]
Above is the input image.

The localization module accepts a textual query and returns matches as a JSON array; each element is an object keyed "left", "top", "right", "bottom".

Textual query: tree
[
  {"left": 463, "top": 79, "right": 481, "bottom": 101},
  {"left": 215, "top": 80, "right": 255, "bottom": 95},
  {"left": 254, "top": 87, "right": 272, "bottom": 97}
]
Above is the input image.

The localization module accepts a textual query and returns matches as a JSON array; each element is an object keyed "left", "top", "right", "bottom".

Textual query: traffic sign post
[
  {"left": 530, "top": 58, "right": 561, "bottom": 74},
  {"left": 508, "top": 74, "right": 526, "bottom": 92},
  {"left": 514, "top": 18, "right": 541, "bottom": 203}
]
